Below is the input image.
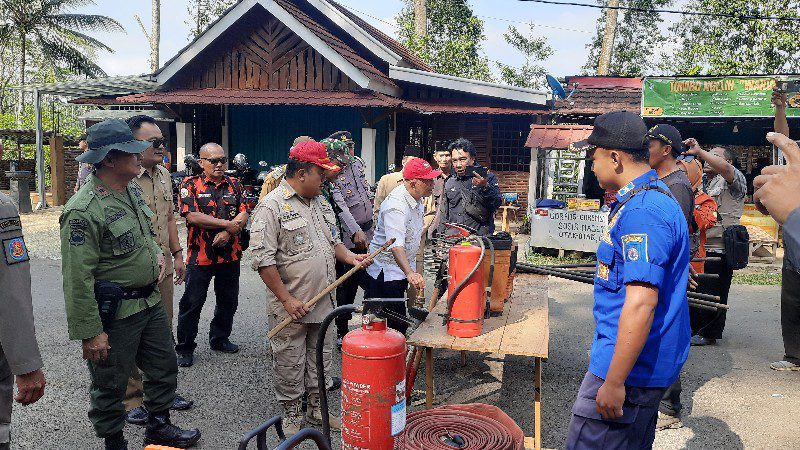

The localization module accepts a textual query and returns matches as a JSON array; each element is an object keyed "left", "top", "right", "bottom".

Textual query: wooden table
[{"left": 407, "top": 275, "right": 549, "bottom": 450}]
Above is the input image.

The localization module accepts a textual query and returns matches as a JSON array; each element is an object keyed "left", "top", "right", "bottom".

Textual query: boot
[
  {"left": 282, "top": 399, "right": 305, "bottom": 436},
  {"left": 143, "top": 411, "right": 201, "bottom": 448},
  {"left": 104, "top": 431, "right": 127, "bottom": 450},
  {"left": 306, "top": 393, "right": 342, "bottom": 430}
]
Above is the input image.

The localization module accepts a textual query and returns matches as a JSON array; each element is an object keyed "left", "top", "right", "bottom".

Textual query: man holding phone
[{"left": 438, "top": 138, "right": 501, "bottom": 237}]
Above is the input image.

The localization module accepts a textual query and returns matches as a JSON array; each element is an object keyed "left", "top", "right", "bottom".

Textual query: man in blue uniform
[{"left": 566, "top": 111, "right": 691, "bottom": 449}]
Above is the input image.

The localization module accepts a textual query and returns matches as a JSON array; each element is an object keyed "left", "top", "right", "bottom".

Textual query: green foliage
[
  {"left": 582, "top": 0, "right": 672, "bottom": 76},
  {"left": 732, "top": 269, "right": 783, "bottom": 285},
  {"left": 0, "top": 0, "right": 123, "bottom": 83},
  {"left": 397, "top": 0, "right": 493, "bottom": 81},
  {"left": 496, "top": 25, "right": 553, "bottom": 89},
  {"left": 669, "top": 0, "right": 800, "bottom": 74},
  {"left": 186, "top": 0, "right": 238, "bottom": 40}
]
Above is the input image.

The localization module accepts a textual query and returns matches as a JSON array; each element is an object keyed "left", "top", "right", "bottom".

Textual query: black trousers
[
  {"left": 176, "top": 261, "right": 240, "bottom": 354},
  {"left": 335, "top": 248, "right": 369, "bottom": 338},
  {"left": 364, "top": 270, "right": 409, "bottom": 334},
  {"left": 690, "top": 251, "right": 734, "bottom": 340},
  {"left": 781, "top": 267, "right": 800, "bottom": 365}
]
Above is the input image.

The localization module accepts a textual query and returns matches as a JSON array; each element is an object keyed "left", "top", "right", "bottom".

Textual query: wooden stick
[{"left": 267, "top": 238, "right": 395, "bottom": 339}]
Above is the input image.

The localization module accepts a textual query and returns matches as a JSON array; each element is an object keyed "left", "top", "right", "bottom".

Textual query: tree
[
  {"left": 397, "top": 0, "right": 493, "bottom": 81},
  {"left": 669, "top": 0, "right": 800, "bottom": 74},
  {"left": 0, "top": 0, "right": 122, "bottom": 120},
  {"left": 496, "top": 25, "right": 553, "bottom": 89},
  {"left": 187, "top": 0, "right": 238, "bottom": 40},
  {"left": 135, "top": 0, "right": 160, "bottom": 73},
  {"left": 582, "top": 0, "right": 672, "bottom": 76}
]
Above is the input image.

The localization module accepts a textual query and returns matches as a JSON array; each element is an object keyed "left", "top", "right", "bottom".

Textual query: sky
[{"left": 82, "top": 0, "right": 605, "bottom": 79}]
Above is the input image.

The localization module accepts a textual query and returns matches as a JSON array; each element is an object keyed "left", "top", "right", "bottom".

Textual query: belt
[
  {"left": 120, "top": 282, "right": 157, "bottom": 300},
  {"left": 359, "top": 219, "right": 373, "bottom": 232}
]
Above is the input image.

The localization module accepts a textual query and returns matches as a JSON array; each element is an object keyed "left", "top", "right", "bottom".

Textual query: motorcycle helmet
[
  {"left": 232, "top": 153, "right": 249, "bottom": 172},
  {"left": 184, "top": 154, "right": 202, "bottom": 174}
]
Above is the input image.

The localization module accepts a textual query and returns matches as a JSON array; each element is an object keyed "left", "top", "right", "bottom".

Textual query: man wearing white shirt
[{"left": 365, "top": 157, "right": 441, "bottom": 333}]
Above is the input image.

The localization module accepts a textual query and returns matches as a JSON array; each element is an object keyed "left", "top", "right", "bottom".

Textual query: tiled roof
[
  {"left": 112, "top": 89, "right": 400, "bottom": 107},
  {"left": 525, "top": 124, "right": 594, "bottom": 149},
  {"left": 554, "top": 87, "right": 642, "bottom": 116},
  {"left": 328, "top": 1, "right": 433, "bottom": 72}
]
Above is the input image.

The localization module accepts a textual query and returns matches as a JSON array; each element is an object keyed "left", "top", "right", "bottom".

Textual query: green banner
[{"left": 642, "top": 76, "right": 800, "bottom": 118}]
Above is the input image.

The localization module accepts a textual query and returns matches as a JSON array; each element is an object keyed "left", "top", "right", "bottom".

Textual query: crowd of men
[{"left": 0, "top": 97, "right": 798, "bottom": 449}]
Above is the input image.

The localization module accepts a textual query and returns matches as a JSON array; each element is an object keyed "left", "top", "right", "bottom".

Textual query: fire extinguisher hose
[
  {"left": 398, "top": 407, "right": 519, "bottom": 450},
  {"left": 315, "top": 304, "right": 360, "bottom": 445},
  {"left": 443, "top": 236, "right": 486, "bottom": 325}
]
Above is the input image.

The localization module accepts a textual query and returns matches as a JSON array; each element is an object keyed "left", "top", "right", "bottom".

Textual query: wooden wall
[{"left": 175, "top": 13, "right": 358, "bottom": 92}]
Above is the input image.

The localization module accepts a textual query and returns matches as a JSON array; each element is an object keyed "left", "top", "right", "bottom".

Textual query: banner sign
[
  {"left": 642, "top": 76, "right": 800, "bottom": 118},
  {"left": 529, "top": 208, "right": 608, "bottom": 253}
]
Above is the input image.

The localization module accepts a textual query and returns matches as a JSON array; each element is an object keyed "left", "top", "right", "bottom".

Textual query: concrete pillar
[
  {"left": 387, "top": 130, "right": 397, "bottom": 172},
  {"left": 176, "top": 122, "right": 193, "bottom": 171},
  {"left": 361, "top": 128, "right": 377, "bottom": 184},
  {"left": 221, "top": 105, "right": 230, "bottom": 156}
]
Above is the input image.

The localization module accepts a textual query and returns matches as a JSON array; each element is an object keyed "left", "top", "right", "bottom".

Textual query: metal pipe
[
  {"left": 692, "top": 257, "right": 722, "bottom": 262},
  {"left": 34, "top": 89, "right": 47, "bottom": 210}
]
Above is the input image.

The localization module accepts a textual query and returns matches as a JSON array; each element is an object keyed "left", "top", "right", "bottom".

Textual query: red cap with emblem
[
  {"left": 403, "top": 157, "right": 442, "bottom": 180},
  {"left": 289, "top": 140, "right": 341, "bottom": 172}
]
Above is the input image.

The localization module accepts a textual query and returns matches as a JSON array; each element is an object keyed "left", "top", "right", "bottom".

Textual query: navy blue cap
[
  {"left": 647, "top": 124, "right": 686, "bottom": 155},
  {"left": 77, "top": 119, "right": 150, "bottom": 164}
]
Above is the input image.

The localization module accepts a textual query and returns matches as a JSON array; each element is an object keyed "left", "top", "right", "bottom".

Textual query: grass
[
  {"left": 526, "top": 251, "right": 595, "bottom": 266},
  {"left": 733, "top": 270, "right": 783, "bottom": 286}
]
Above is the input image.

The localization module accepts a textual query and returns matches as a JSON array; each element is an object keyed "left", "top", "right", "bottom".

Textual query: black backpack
[{"left": 723, "top": 225, "right": 749, "bottom": 270}]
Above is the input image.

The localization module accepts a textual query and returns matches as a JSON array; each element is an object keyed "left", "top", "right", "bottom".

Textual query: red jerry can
[{"left": 341, "top": 316, "right": 407, "bottom": 449}]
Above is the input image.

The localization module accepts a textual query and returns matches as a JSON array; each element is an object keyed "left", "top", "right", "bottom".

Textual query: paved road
[{"left": 10, "top": 258, "right": 800, "bottom": 449}]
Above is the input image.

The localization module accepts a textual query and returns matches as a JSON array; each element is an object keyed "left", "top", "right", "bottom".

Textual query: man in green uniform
[{"left": 60, "top": 119, "right": 200, "bottom": 450}]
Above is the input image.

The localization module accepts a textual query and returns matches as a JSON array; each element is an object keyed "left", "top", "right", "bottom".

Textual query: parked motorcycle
[
  {"left": 225, "top": 153, "right": 260, "bottom": 210},
  {"left": 171, "top": 154, "right": 202, "bottom": 210}
]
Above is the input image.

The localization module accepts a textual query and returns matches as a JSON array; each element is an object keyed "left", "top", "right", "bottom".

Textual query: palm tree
[{"left": 0, "top": 0, "right": 124, "bottom": 119}]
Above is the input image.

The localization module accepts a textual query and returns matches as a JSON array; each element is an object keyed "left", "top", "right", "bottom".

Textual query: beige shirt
[
  {"left": 373, "top": 171, "right": 403, "bottom": 219},
  {"left": 135, "top": 164, "right": 174, "bottom": 274},
  {"left": 250, "top": 179, "right": 341, "bottom": 323}
]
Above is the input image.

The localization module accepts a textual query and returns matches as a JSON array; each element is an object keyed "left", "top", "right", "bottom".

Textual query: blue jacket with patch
[{"left": 589, "top": 170, "right": 691, "bottom": 388}]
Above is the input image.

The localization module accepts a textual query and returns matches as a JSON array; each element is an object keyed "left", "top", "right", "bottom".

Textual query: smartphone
[
  {"left": 777, "top": 80, "right": 800, "bottom": 94},
  {"left": 465, "top": 165, "right": 489, "bottom": 179}
]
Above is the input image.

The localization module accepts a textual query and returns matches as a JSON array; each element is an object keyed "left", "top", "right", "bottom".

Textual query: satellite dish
[
  {"left": 546, "top": 74, "right": 567, "bottom": 100},
  {"left": 545, "top": 74, "right": 578, "bottom": 113}
]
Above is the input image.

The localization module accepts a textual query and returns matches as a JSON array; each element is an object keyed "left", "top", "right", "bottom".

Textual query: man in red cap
[
  {"left": 364, "top": 157, "right": 442, "bottom": 334},
  {"left": 249, "top": 139, "right": 372, "bottom": 434}
]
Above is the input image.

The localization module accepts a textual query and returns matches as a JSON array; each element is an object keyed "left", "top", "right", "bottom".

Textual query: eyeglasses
[
  {"left": 201, "top": 157, "right": 228, "bottom": 165},
  {"left": 147, "top": 138, "right": 166, "bottom": 148}
]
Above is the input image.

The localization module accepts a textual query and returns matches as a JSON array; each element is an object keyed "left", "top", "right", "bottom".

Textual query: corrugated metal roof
[
  {"left": 113, "top": 89, "right": 400, "bottom": 107},
  {"left": 399, "top": 98, "right": 546, "bottom": 115},
  {"left": 525, "top": 124, "right": 594, "bottom": 149}
]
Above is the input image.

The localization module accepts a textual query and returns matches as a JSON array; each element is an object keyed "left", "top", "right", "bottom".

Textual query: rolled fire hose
[{"left": 396, "top": 404, "right": 522, "bottom": 450}]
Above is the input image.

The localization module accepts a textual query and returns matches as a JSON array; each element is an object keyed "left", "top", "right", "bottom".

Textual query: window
[{"left": 491, "top": 119, "right": 530, "bottom": 172}]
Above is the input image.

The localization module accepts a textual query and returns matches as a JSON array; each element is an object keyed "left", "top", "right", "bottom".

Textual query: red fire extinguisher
[{"left": 341, "top": 315, "right": 407, "bottom": 450}]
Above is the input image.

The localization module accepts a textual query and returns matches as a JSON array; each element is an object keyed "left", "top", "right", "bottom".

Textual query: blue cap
[{"left": 76, "top": 119, "right": 151, "bottom": 164}]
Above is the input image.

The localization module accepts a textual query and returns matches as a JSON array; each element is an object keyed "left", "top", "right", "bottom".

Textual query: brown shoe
[
  {"left": 282, "top": 399, "right": 305, "bottom": 436},
  {"left": 305, "top": 393, "right": 342, "bottom": 430}
]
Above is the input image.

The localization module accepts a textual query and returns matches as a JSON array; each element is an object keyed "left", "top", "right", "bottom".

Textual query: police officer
[
  {"left": 681, "top": 138, "right": 747, "bottom": 346},
  {"left": 326, "top": 131, "right": 375, "bottom": 342},
  {"left": 60, "top": 119, "right": 200, "bottom": 449},
  {"left": 124, "top": 115, "right": 193, "bottom": 426},
  {"left": 0, "top": 193, "right": 45, "bottom": 450},
  {"left": 250, "top": 140, "right": 370, "bottom": 434},
  {"left": 565, "top": 111, "right": 691, "bottom": 449}
]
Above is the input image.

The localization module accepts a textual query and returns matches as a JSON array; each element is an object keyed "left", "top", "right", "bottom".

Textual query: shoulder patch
[
  {"left": 3, "top": 236, "right": 29, "bottom": 264},
  {"left": 0, "top": 216, "right": 22, "bottom": 233},
  {"left": 622, "top": 234, "right": 649, "bottom": 263},
  {"left": 95, "top": 185, "right": 111, "bottom": 199}
]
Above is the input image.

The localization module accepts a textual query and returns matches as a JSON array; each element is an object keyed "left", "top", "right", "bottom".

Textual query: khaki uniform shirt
[
  {"left": 250, "top": 179, "right": 341, "bottom": 324},
  {"left": 60, "top": 175, "right": 162, "bottom": 341},
  {"left": 0, "top": 193, "right": 43, "bottom": 376},
  {"left": 258, "top": 165, "right": 286, "bottom": 202},
  {"left": 135, "top": 164, "right": 174, "bottom": 274},
  {"left": 373, "top": 171, "right": 403, "bottom": 219},
  {"left": 704, "top": 168, "right": 746, "bottom": 250}
]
